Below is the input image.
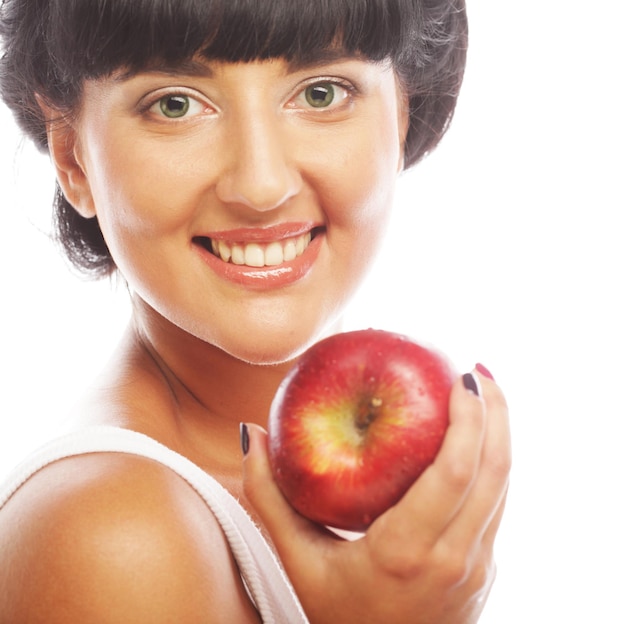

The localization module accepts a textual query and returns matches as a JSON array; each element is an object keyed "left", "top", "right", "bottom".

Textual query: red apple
[{"left": 267, "top": 328, "right": 457, "bottom": 532}]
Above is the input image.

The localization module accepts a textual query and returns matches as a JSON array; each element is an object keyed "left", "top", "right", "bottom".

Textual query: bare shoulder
[{"left": 0, "top": 452, "right": 261, "bottom": 623}]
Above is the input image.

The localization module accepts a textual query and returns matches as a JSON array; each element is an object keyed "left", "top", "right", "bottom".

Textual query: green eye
[
  {"left": 159, "top": 95, "right": 191, "bottom": 118},
  {"left": 304, "top": 83, "right": 336, "bottom": 108}
]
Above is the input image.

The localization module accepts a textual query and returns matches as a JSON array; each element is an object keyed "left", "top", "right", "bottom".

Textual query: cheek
[
  {"left": 322, "top": 129, "right": 401, "bottom": 258},
  {"left": 84, "top": 136, "right": 198, "bottom": 263},
  {"left": 313, "top": 160, "right": 399, "bottom": 330},
  {"left": 324, "top": 102, "right": 402, "bottom": 228}
]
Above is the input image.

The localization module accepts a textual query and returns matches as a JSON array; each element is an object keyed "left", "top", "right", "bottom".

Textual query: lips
[{"left": 192, "top": 224, "right": 324, "bottom": 288}]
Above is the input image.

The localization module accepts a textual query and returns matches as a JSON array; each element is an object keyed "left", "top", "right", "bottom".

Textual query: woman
[{"left": 0, "top": 0, "right": 511, "bottom": 622}]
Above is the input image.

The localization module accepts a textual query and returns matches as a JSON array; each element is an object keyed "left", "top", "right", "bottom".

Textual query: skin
[{"left": 0, "top": 56, "right": 511, "bottom": 623}]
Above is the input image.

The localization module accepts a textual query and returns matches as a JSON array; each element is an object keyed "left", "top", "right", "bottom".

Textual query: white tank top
[{"left": 0, "top": 426, "right": 308, "bottom": 624}]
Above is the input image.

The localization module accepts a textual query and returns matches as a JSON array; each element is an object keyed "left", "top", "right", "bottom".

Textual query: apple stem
[{"left": 356, "top": 397, "right": 383, "bottom": 431}]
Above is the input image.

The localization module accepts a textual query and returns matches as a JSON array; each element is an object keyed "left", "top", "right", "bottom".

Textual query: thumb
[
  {"left": 241, "top": 423, "right": 322, "bottom": 546},
  {"left": 242, "top": 424, "right": 352, "bottom": 624}
]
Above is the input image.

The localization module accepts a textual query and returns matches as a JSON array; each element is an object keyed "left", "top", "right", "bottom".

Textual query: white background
[{"left": 1, "top": 2, "right": 624, "bottom": 622}]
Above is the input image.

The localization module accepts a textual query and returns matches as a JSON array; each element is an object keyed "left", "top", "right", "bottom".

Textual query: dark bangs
[{"left": 53, "top": 0, "right": 413, "bottom": 75}]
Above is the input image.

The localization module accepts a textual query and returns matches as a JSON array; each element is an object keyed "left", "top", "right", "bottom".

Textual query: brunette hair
[{"left": 0, "top": 0, "right": 468, "bottom": 278}]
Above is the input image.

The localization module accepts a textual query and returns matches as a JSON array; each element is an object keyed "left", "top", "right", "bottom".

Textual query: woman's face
[{"left": 63, "top": 57, "right": 408, "bottom": 364}]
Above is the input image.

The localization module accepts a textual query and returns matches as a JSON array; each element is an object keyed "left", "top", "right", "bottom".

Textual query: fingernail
[
  {"left": 463, "top": 372, "right": 481, "bottom": 397},
  {"left": 475, "top": 362, "right": 495, "bottom": 381},
  {"left": 240, "top": 423, "right": 250, "bottom": 456}
]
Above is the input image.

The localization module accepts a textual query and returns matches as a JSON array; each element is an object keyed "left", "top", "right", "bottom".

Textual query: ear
[
  {"left": 396, "top": 85, "right": 411, "bottom": 173},
  {"left": 39, "top": 100, "right": 97, "bottom": 219}
]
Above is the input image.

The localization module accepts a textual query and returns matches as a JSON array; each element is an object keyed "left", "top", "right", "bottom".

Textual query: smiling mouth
[{"left": 193, "top": 228, "right": 322, "bottom": 268}]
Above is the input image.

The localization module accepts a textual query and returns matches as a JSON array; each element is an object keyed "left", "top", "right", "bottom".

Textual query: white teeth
[
  {"left": 265, "top": 241, "right": 284, "bottom": 266},
  {"left": 282, "top": 240, "right": 297, "bottom": 262},
  {"left": 209, "top": 232, "right": 314, "bottom": 268},
  {"left": 244, "top": 243, "right": 265, "bottom": 268},
  {"left": 231, "top": 244, "right": 245, "bottom": 265},
  {"left": 218, "top": 240, "right": 231, "bottom": 263},
  {"left": 296, "top": 233, "right": 310, "bottom": 255}
]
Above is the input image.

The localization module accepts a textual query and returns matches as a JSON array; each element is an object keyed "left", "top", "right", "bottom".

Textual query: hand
[{"left": 242, "top": 369, "right": 511, "bottom": 624}]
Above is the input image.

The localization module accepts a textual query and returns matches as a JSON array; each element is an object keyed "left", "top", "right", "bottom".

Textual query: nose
[{"left": 215, "top": 113, "right": 302, "bottom": 212}]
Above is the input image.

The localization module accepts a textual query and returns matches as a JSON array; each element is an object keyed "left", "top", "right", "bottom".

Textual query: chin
[
  {"left": 220, "top": 317, "right": 346, "bottom": 367},
  {"left": 224, "top": 337, "right": 317, "bottom": 368}
]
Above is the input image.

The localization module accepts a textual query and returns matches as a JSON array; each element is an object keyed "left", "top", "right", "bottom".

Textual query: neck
[
  {"left": 132, "top": 298, "right": 293, "bottom": 428},
  {"left": 72, "top": 298, "right": 296, "bottom": 480}
]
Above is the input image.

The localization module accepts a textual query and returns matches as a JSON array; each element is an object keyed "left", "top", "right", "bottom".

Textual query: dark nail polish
[
  {"left": 475, "top": 362, "right": 495, "bottom": 381},
  {"left": 462, "top": 372, "right": 480, "bottom": 396},
  {"left": 240, "top": 423, "right": 250, "bottom": 456}
]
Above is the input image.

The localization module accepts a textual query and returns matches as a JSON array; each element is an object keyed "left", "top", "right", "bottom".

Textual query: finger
[
  {"left": 465, "top": 491, "right": 509, "bottom": 600},
  {"left": 481, "top": 485, "right": 509, "bottom": 553},
  {"left": 441, "top": 373, "right": 511, "bottom": 551},
  {"left": 371, "top": 373, "right": 487, "bottom": 548},
  {"left": 477, "top": 380, "right": 511, "bottom": 550}
]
